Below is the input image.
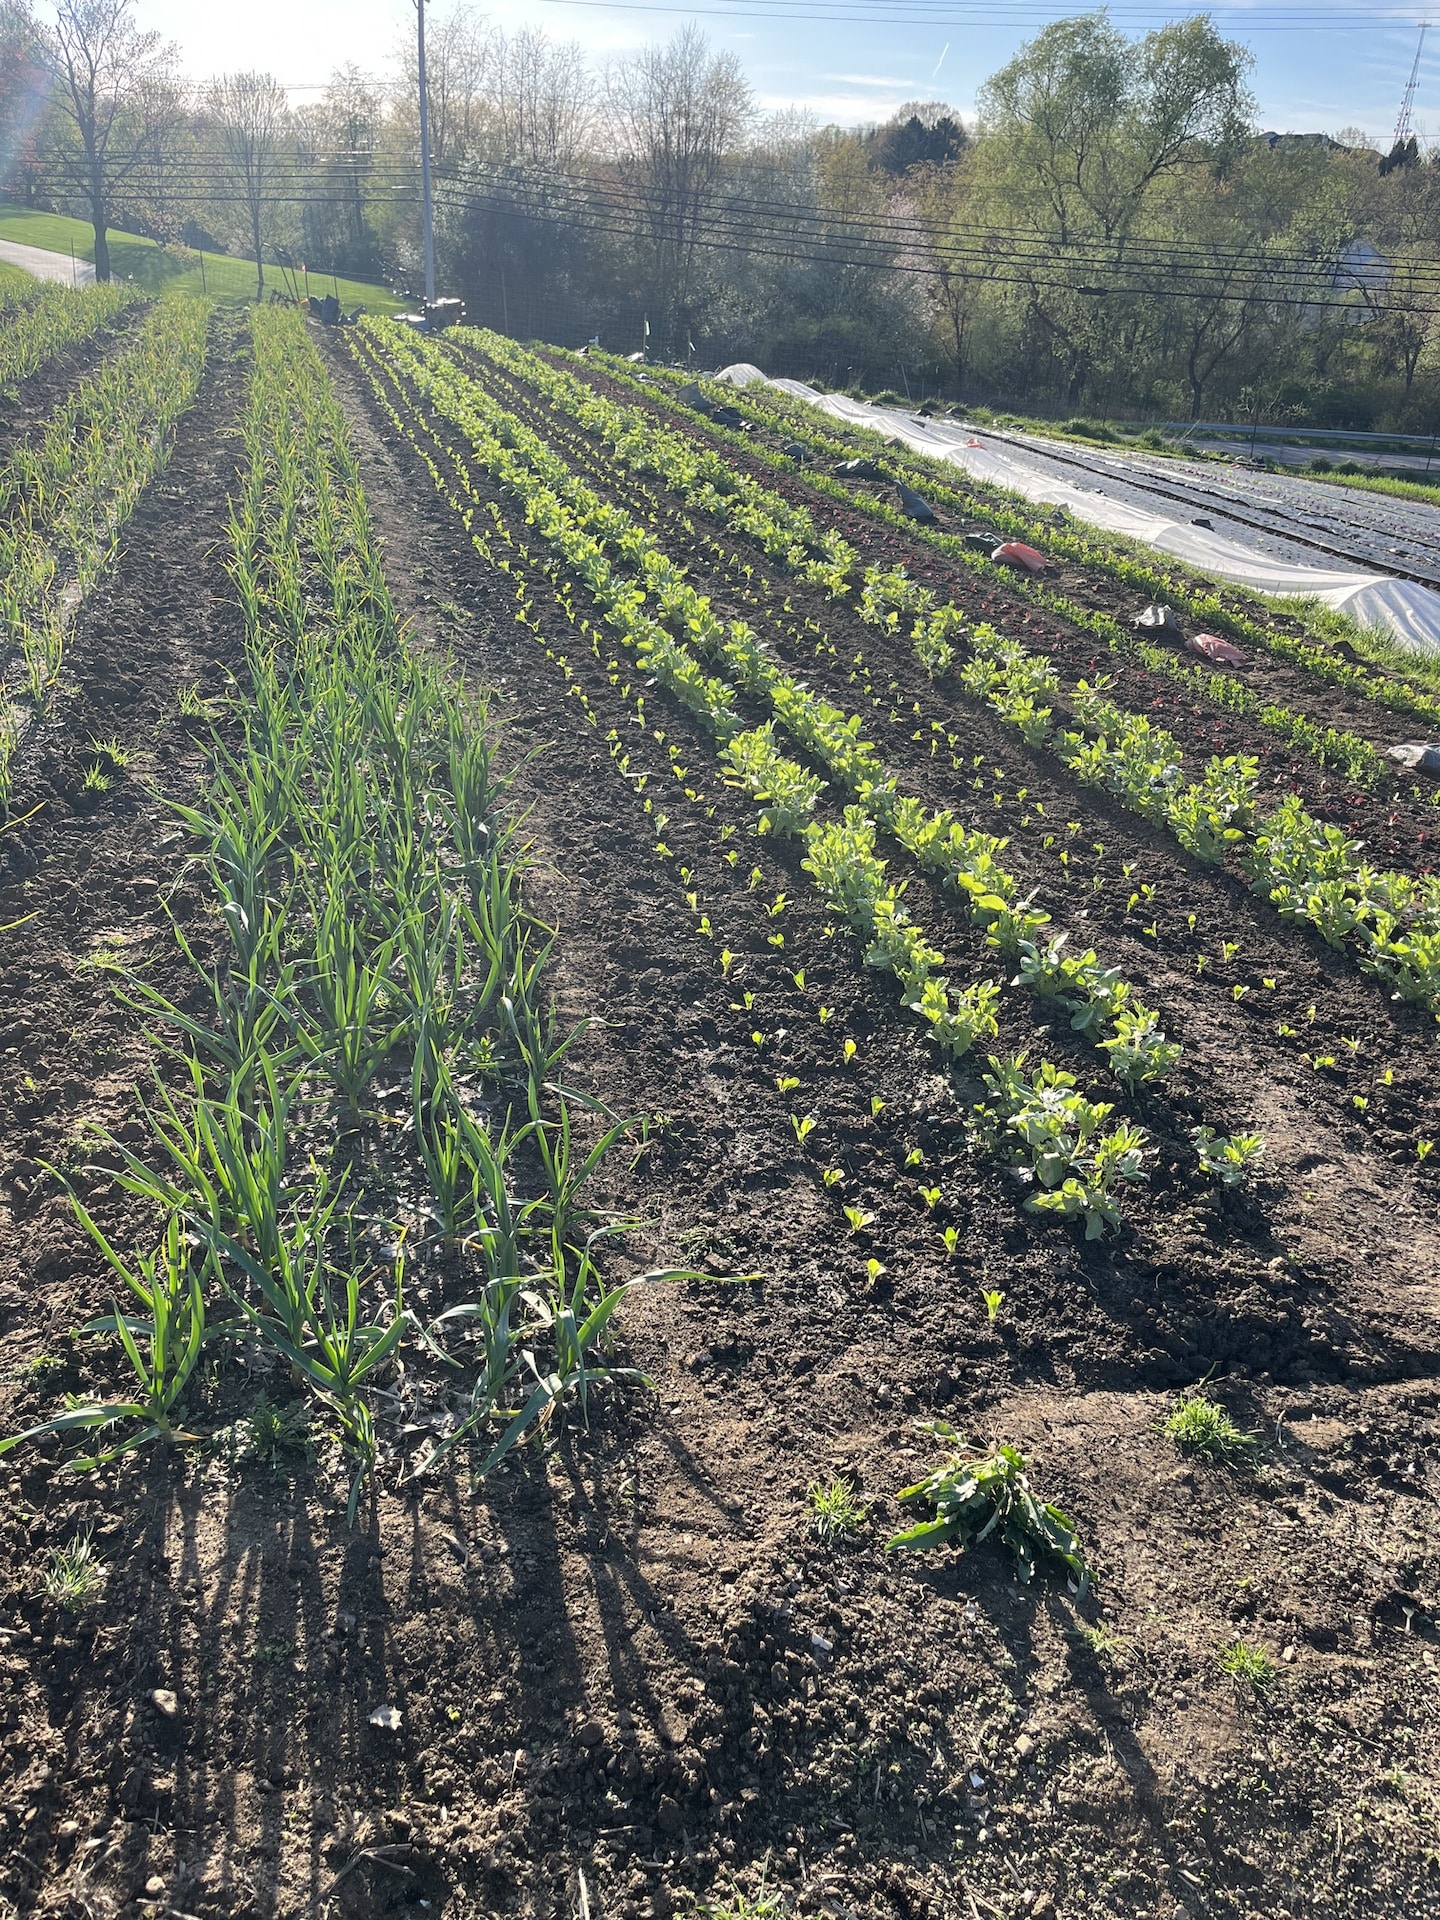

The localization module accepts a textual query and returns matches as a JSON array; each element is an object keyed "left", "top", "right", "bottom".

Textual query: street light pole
[{"left": 416, "top": 0, "right": 436, "bottom": 306}]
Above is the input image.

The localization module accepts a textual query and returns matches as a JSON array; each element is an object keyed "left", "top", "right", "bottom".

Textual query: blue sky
[{"left": 121, "top": 2, "right": 1440, "bottom": 148}]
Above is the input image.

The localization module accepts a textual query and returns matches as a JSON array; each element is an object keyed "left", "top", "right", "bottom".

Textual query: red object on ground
[
  {"left": 991, "top": 541, "right": 1047, "bottom": 573},
  {"left": 1187, "top": 632, "right": 1247, "bottom": 666}
]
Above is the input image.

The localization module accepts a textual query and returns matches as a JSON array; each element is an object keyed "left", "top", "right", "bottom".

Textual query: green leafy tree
[
  {"left": 0, "top": 0, "right": 51, "bottom": 204},
  {"left": 972, "top": 12, "right": 1254, "bottom": 401}
]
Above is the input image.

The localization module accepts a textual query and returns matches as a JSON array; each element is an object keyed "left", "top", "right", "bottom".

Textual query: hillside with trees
[{"left": 2, "top": 1, "right": 1438, "bottom": 428}]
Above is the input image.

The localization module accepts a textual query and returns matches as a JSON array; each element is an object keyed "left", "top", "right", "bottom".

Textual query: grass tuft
[
  {"left": 696, "top": 1868, "right": 788, "bottom": 1919},
  {"left": 244, "top": 1393, "right": 311, "bottom": 1469},
  {"left": 1219, "top": 1639, "right": 1276, "bottom": 1689},
  {"left": 86, "top": 734, "right": 130, "bottom": 769},
  {"left": 43, "top": 1526, "right": 107, "bottom": 1610},
  {"left": 1163, "top": 1393, "right": 1257, "bottom": 1465},
  {"left": 805, "top": 1476, "right": 869, "bottom": 1546}
]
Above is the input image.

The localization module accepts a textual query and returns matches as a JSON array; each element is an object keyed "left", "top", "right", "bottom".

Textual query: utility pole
[{"left": 416, "top": 0, "right": 436, "bottom": 306}]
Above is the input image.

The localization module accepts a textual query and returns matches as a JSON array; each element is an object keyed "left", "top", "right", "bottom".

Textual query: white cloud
[
  {"left": 757, "top": 88, "right": 913, "bottom": 122},
  {"left": 823, "top": 73, "right": 923, "bottom": 89}
]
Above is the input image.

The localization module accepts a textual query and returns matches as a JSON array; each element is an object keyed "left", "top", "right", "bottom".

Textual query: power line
[
  {"left": 48, "top": 150, "right": 1425, "bottom": 289},
  {"left": 38, "top": 147, "right": 1440, "bottom": 309},
  {"left": 42, "top": 190, "right": 1410, "bottom": 311},
  {"left": 432, "top": 184, "right": 1435, "bottom": 311},
  {"left": 450, "top": 0, "right": 1440, "bottom": 30}
]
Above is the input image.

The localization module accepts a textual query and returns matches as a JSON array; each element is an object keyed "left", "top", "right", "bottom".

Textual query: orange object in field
[
  {"left": 1187, "top": 632, "right": 1247, "bottom": 667},
  {"left": 991, "top": 541, "right": 1047, "bottom": 572}
]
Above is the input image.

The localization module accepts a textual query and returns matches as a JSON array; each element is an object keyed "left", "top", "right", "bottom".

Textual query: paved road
[
  {"left": 1172, "top": 435, "right": 1440, "bottom": 476},
  {"left": 0, "top": 237, "right": 95, "bottom": 286}
]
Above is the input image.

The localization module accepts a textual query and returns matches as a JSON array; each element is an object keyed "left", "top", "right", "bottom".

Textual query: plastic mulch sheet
[{"left": 715, "top": 365, "right": 1440, "bottom": 657}]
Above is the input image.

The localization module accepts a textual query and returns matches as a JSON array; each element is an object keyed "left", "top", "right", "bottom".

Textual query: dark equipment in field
[
  {"left": 395, "top": 297, "right": 466, "bottom": 334},
  {"left": 895, "top": 482, "right": 937, "bottom": 523}
]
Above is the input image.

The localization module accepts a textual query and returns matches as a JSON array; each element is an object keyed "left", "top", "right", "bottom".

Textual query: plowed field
[{"left": 0, "top": 311, "right": 1436, "bottom": 1920}]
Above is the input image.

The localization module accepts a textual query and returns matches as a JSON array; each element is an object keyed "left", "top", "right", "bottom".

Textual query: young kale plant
[{"left": 887, "top": 1422, "right": 1090, "bottom": 1590}]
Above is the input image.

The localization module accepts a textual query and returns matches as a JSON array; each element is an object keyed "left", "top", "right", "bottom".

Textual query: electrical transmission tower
[{"left": 1394, "top": 24, "right": 1426, "bottom": 150}]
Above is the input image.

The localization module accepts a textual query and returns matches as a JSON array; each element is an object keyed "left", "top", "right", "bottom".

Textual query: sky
[{"left": 90, "top": 2, "right": 1440, "bottom": 149}]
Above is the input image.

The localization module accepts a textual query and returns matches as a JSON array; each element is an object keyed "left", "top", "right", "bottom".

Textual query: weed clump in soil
[{"left": 1163, "top": 1392, "right": 1258, "bottom": 1465}]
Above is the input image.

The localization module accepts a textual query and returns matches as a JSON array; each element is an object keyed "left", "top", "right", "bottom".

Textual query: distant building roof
[{"left": 1258, "top": 131, "right": 1379, "bottom": 156}]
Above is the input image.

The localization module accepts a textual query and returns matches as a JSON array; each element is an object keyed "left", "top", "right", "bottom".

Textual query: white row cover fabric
[
  {"left": 714, "top": 364, "right": 1440, "bottom": 656},
  {"left": 0, "top": 237, "right": 95, "bottom": 286}
]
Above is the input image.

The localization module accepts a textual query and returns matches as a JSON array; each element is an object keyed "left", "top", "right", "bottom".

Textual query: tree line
[{"left": 3, "top": 1, "right": 1438, "bottom": 430}]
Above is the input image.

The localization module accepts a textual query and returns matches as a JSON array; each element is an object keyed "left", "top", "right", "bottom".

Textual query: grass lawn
[
  {"left": 0, "top": 202, "right": 405, "bottom": 313},
  {"left": 1300, "top": 466, "right": 1440, "bottom": 509}
]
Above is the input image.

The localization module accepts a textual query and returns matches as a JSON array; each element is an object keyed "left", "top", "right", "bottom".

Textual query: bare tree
[
  {"left": 497, "top": 29, "right": 591, "bottom": 169},
  {"left": 394, "top": 13, "right": 589, "bottom": 170},
  {"left": 605, "top": 24, "right": 751, "bottom": 354},
  {"left": 48, "top": 0, "right": 180, "bottom": 281},
  {"left": 295, "top": 65, "right": 385, "bottom": 274},
  {"left": 209, "top": 71, "right": 289, "bottom": 299},
  {"left": 408, "top": 4, "right": 496, "bottom": 171}
]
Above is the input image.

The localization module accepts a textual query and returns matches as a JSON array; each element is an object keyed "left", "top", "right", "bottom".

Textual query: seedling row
[
  {"left": 0, "top": 279, "right": 141, "bottom": 393},
  {"left": 0, "top": 296, "right": 210, "bottom": 816},
  {"left": 360, "top": 318, "right": 1440, "bottom": 1167},
  {"left": 2, "top": 306, "right": 698, "bottom": 1513}
]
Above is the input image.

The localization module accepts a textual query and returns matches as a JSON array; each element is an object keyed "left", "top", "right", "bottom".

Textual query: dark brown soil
[{"left": 0, "top": 319, "right": 1435, "bottom": 1920}]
